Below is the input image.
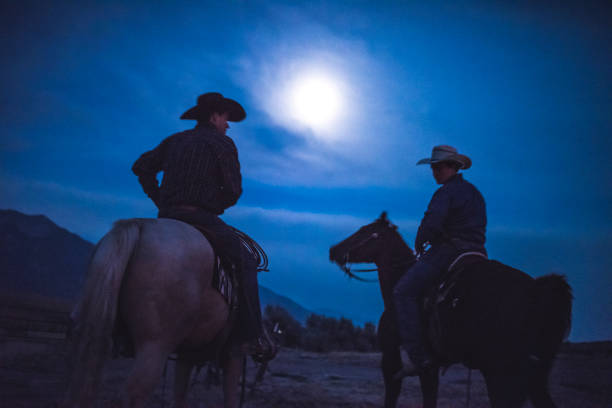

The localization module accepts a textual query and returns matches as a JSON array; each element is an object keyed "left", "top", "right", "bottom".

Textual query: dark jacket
[
  {"left": 416, "top": 173, "right": 486, "bottom": 253},
  {"left": 131, "top": 123, "right": 242, "bottom": 215}
]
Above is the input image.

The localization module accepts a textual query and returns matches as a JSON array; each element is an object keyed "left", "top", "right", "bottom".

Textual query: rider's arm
[
  {"left": 131, "top": 142, "right": 165, "bottom": 208},
  {"left": 415, "top": 187, "right": 451, "bottom": 251}
]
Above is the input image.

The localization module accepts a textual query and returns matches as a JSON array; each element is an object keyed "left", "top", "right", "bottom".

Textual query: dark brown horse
[{"left": 329, "top": 212, "right": 572, "bottom": 408}]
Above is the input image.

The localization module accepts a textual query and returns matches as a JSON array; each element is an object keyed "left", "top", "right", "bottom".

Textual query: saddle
[{"left": 430, "top": 251, "right": 488, "bottom": 306}]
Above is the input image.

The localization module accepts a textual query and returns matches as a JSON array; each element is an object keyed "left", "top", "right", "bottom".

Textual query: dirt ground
[{"left": 1, "top": 339, "right": 611, "bottom": 408}]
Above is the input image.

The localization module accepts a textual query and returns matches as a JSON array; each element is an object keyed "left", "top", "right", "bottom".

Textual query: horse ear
[{"left": 380, "top": 211, "right": 388, "bottom": 221}]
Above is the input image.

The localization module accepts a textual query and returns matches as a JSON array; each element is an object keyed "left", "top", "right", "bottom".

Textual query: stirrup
[{"left": 249, "top": 335, "right": 277, "bottom": 363}]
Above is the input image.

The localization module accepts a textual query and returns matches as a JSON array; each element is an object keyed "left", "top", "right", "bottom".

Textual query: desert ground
[
  {"left": 1, "top": 293, "right": 610, "bottom": 407},
  {"left": 1, "top": 338, "right": 611, "bottom": 408}
]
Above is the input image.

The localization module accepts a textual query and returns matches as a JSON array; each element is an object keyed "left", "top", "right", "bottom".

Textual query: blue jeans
[{"left": 392, "top": 243, "right": 459, "bottom": 364}]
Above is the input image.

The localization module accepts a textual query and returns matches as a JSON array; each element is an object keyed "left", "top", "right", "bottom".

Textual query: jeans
[
  {"left": 158, "top": 207, "right": 263, "bottom": 342},
  {"left": 392, "top": 243, "right": 459, "bottom": 364}
]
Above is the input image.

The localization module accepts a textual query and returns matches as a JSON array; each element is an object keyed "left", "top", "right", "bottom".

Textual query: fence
[{"left": 0, "top": 292, "right": 72, "bottom": 343}]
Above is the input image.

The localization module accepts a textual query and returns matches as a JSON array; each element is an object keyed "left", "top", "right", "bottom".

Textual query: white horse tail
[{"left": 64, "top": 218, "right": 144, "bottom": 407}]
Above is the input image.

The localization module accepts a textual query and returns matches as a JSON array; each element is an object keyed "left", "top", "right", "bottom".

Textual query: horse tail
[
  {"left": 64, "top": 219, "right": 144, "bottom": 407},
  {"left": 528, "top": 274, "right": 573, "bottom": 361}
]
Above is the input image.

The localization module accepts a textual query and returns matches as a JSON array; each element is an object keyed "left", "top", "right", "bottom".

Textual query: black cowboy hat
[{"left": 180, "top": 92, "right": 246, "bottom": 122}]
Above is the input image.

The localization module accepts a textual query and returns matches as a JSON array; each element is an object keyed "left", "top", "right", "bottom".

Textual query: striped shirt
[{"left": 132, "top": 123, "right": 242, "bottom": 215}]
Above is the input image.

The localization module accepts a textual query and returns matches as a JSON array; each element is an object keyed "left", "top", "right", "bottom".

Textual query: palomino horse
[
  {"left": 329, "top": 212, "right": 573, "bottom": 408},
  {"left": 64, "top": 218, "right": 248, "bottom": 408}
]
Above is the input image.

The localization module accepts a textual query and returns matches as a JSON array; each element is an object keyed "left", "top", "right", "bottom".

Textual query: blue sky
[{"left": 1, "top": 0, "right": 611, "bottom": 341}]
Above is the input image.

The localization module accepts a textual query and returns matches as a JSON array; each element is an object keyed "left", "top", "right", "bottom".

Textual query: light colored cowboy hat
[
  {"left": 416, "top": 145, "right": 472, "bottom": 170},
  {"left": 180, "top": 92, "right": 246, "bottom": 122}
]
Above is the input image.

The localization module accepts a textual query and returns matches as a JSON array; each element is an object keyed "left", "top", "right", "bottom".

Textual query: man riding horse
[
  {"left": 131, "top": 92, "right": 268, "bottom": 356},
  {"left": 393, "top": 145, "right": 487, "bottom": 377}
]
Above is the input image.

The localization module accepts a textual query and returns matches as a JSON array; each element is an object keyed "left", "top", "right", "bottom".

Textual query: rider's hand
[
  {"left": 415, "top": 240, "right": 429, "bottom": 256},
  {"left": 415, "top": 242, "right": 424, "bottom": 256}
]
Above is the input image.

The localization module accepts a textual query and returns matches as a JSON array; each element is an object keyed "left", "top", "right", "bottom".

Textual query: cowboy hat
[
  {"left": 417, "top": 145, "right": 472, "bottom": 170},
  {"left": 180, "top": 92, "right": 246, "bottom": 122}
]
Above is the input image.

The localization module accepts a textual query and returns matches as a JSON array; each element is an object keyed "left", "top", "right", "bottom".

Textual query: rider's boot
[{"left": 239, "top": 262, "right": 277, "bottom": 362}]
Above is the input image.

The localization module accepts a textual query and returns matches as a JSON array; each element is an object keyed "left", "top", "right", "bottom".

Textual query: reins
[
  {"left": 342, "top": 262, "right": 379, "bottom": 282},
  {"left": 337, "top": 220, "right": 419, "bottom": 286}
]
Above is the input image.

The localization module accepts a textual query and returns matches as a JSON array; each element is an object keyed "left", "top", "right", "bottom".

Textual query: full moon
[{"left": 289, "top": 72, "right": 343, "bottom": 132}]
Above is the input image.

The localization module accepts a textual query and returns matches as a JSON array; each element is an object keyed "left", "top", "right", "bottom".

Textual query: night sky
[{"left": 1, "top": 1, "right": 610, "bottom": 341}]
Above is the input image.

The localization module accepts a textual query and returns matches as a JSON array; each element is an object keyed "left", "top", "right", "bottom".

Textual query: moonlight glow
[{"left": 289, "top": 73, "right": 343, "bottom": 131}]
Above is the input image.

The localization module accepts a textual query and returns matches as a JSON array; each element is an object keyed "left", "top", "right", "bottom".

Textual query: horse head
[{"left": 329, "top": 211, "right": 401, "bottom": 281}]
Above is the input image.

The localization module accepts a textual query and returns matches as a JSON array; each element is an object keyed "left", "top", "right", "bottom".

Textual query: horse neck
[{"left": 375, "top": 233, "right": 415, "bottom": 309}]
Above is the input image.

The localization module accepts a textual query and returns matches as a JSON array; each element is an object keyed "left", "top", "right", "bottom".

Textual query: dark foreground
[{"left": 1, "top": 339, "right": 611, "bottom": 408}]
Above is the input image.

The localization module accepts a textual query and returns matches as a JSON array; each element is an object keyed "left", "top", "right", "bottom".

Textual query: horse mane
[
  {"left": 376, "top": 222, "right": 416, "bottom": 308},
  {"left": 381, "top": 221, "right": 416, "bottom": 271}
]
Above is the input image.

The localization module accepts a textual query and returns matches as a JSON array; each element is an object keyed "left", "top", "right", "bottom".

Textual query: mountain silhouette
[
  {"left": 0, "top": 209, "right": 93, "bottom": 299},
  {"left": 0, "top": 209, "right": 311, "bottom": 322}
]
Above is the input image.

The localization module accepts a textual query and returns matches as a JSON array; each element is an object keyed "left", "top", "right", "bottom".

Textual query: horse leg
[
  {"left": 527, "top": 359, "right": 556, "bottom": 408},
  {"left": 482, "top": 365, "right": 529, "bottom": 408},
  {"left": 419, "top": 366, "right": 439, "bottom": 408},
  {"left": 173, "top": 358, "right": 195, "bottom": 408},
  {"left": 121, "top": 341, "right": 171, "bottom": 408},
  {"left": 381, "top": 346, "right": 403, "bottom": 408},
  {"left": 222, "top": 354, "right": 244, "bottom": 408}
]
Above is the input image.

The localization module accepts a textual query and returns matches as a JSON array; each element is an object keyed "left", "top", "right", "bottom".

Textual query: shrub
[
  {"left": 263, "top": 305, "right": 303, "bottom": 348},
  {"left": 263, "top": 306, "right": 378, "bottom": 352}
]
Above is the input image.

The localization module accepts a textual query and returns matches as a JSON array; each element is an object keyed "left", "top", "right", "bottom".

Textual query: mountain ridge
[{"left": 0, "top": 209, "right": 312, "bottom": 323}]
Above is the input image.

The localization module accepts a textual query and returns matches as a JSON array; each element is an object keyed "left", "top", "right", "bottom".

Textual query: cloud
[
  {"left": 227, "top": 203, "right": 604, "bottom": 250},
  {"left": 0, "top": 175, "right": 154, "bottom": 241},
  {"left": 232, "top": 8, "right": 423, "bottom": 188},
  {"left": 1, "top": 176, "right": 147, "bottom": 208},
  {"left": 225, "top": 205, "right": 422, "bottom": 246},
  {"left": 227, "top": 205, "right": 370, "bottom": 230}
]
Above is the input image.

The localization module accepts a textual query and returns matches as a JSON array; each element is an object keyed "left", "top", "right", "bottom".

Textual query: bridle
[{"left": 339, "top": 231, "right": 381, "bottom": 283}]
